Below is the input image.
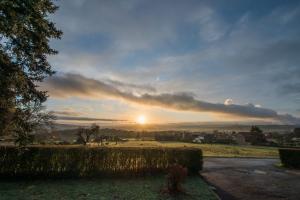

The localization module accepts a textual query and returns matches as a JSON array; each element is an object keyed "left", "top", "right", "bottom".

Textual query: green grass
[
  {"left": 100, "top": 141, "right": 278, "bottom": 158},
  {"left": 29, "top": 141, "right": 278, "bottom": 157},
  {"left": 0, "top": 176, "right": 217, "bottom": 200}
]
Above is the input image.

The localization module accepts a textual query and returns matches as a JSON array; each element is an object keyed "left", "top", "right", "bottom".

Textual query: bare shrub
[{"left": 165, "top": 164, "right": 188, "bottom": 194}]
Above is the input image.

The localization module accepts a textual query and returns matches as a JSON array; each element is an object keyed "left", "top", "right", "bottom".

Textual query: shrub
[
  {"left": 166, "top": 164, "right": 188, "bottom": 194},
  {"left": 0, "top": 146, "right": 202, "bottom": 178},
  {"left": 279, "top": 148, "right": 300, "bottom": 169}
]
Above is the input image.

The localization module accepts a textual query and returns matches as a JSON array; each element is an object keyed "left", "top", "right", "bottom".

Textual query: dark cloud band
[
  {"left": 55, "top": 116, "right": 126, "bottom": 122},
  {"left": 42, "top": 73, "right": 300, "bottom": 124}
]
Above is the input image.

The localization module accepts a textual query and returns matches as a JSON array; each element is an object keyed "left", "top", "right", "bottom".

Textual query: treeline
[
  {"left": 36, "top": 128, "right": 190, "bottom": 143},
  {"left": 23, "top": 125, "right": 300, "bottom": 147}
]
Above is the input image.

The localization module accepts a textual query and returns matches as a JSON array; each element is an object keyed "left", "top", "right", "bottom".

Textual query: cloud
[
  {"left": 279, "top": 83, "right": 300, "bottom": 96},
  {"left": 224, "top": 99, "right": 233, "bottom": 105},
  {"left": 55, "top": 116, "right": 126, "bottom": 122},
  {"left": 51, "top": 110, "right": 126, "bottom": 122},
  {"left": 42, "top": 73, "right": 300, "bottom": 124},
  {"left": 52, "top": 0, "right": 185, "bottom": 51},
  {"left": 52, "top": 111, "right": 82, "bottom": 117},
  {"left": 104, "top": 79, "right": 156, "bottom": 93},
  {"left": 189, "top": 6, "right": 228, "bottom": 42},
  {"left": 46, "top": 1, "right": 300, "bottom": 122}
]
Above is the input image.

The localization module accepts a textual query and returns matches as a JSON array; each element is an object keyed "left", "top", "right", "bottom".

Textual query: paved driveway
[{"left": 201, "top": 158, "right": 300, "bottom": 200}]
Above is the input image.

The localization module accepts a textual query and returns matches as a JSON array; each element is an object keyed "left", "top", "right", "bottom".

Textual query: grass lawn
[
  {"left": 103, "top": 141, "right": 279, "bottom": 158},
  {"left": 0, "top": 176, "right": 217, "bottom": 200}
]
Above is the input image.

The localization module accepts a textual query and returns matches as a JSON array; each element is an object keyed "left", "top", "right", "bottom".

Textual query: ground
[
  {"left": 101, "top": 141, "right": 278, "bottom": 158},
  {"left": 0, "top": 176, "right": 217, "bottom": 200},
  {"left": 201, "top": 157, "right": 300, "bottom": 200}
]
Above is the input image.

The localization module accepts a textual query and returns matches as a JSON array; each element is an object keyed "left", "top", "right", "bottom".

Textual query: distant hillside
[{"left": 52, "top": 122, "right": 296, "bottom": 133}]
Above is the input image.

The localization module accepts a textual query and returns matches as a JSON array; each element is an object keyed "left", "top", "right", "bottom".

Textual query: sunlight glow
[{"left": 136, "top": 115, "right": 146, "bottom": 125}]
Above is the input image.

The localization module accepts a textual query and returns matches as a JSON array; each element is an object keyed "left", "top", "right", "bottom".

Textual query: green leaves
[{"left": 0, "top": 0, "right": 62, "bottom": 145}]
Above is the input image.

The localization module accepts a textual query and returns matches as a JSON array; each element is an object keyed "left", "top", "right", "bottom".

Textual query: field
[
  {"left": 98, "top": 141, "right": 279, "bottom": 158},
  {"left": 0, "top": 176, "right": 217, "bottom": 200}
]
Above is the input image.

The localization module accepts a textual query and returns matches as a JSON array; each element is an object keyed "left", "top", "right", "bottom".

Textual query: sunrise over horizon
[
  {"left": 1, "top": 1, "right": 300, "bottom": 199},
  {"left": 36, "top": 0, "right": 300, "bottom": 126}
]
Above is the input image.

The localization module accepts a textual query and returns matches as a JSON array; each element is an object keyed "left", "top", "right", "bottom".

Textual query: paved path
[{"left": 201, "top": 158, "right": 300, "bottom": 200}]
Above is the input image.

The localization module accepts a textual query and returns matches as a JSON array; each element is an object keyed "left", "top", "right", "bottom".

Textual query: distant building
[
  {"left": 193, "top": 136, "right": 204, "bottom": 143},
  {"left": 190, "top": 132, "right": 214, "bottom": 143}
]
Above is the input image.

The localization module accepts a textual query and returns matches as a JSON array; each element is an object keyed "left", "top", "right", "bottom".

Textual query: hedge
[
  {"left": 0, "top": 146, "right": 202, "bottom": 178},
  {"left": 279, "top": 148, "right": 300, "bottom": 169}
]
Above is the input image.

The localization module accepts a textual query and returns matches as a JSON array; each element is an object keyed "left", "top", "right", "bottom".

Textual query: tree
[
  {"left": 293, "top": 128, "right": 300, "bottom": 137},
  {"left": 113, "top": 135, "right": 118, "bottom": 145},
  {"left": 91, "top": 124, "right": 105, "bottom": 146},
  {"left": 90, "top": 124, "right": 100, "bottom": 136},
  {"left": 76, "top": 124, "right": 100, "bottom": 146},
  {"left": 76, "top": 128, "right": 91, "bottom": 146},
  {"left": 0, "top": 0, "right": 62, "bottom": 146},
  {"left": 250, "top": 126, "right": 263, "bottom": 133},
  {"left": 94, "top": 132, "right": 106, "bottom": 146},
  {"left": 249, "top": 126, "right": 266, "bottom": 145}
]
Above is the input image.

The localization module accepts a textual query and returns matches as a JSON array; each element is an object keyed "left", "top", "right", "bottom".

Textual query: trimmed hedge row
[
  {"left": 0, "top": 146, "right": 202, "bottom": 178},
  {"left": 279, "top": 148, "right": 300, "bottom": 169}
]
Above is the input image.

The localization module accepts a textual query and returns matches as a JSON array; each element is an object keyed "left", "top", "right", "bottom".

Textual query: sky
[{"left": 42, "top": 0, "right": 300, "bottom": 125}]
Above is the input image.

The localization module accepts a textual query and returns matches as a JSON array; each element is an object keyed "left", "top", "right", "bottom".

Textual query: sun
[{"left": 136, "top": 115, "right": 146, "bottom": 125}]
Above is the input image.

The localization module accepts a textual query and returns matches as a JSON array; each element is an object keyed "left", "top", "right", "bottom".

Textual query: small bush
[
  {"left": 279, "top": 148, "right": 300, "bottom": 169},
  {"left": 0, "top": 146, "right": 202, "bottom": 178},
  {"left": 166, "top": 164, "right": 188, "bottom": 194}
]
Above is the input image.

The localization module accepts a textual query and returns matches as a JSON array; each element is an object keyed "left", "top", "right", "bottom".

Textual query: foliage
[
  {"left": 76, "top": 124, "right": 100, "bottom": 145},
  {"left": 13, "top": 106, "right": 55, "bottom": 146},
  {"left": 166, "top": 164, "right": 188, "bottom": 194},
  {"left": 14, "top": 132, "right": 35, "bottom": 147},
  {"left": 90, "top": 124, "right": 100, "bottom": 135},
  {"left": 93, "top": 125, "right": 108, "bottom": 146},
  {"left": 0, "top": 146, "right": 203, "bottom": 178},
  {"left": 293, "top": 128, "right": 300, "bottom": 137},
  {"left": 76, "top": 128, "right": 92, "bottom": 145},
  {"left": 249, "top": 126, "right": 266, "bottom": 145},
  {"left": 250, "top": 126, "right": 263, "bottom": 133},
  {"left": 0, "top": 0, "right": 62, "bottom": 145},
  {"left": 279, "top": 148, "right": 300, "bottom": 169}
]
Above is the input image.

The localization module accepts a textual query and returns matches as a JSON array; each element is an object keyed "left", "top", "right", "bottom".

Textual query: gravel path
[{"left": 201, "top": 158, "right": 300, "bottom": 200}]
